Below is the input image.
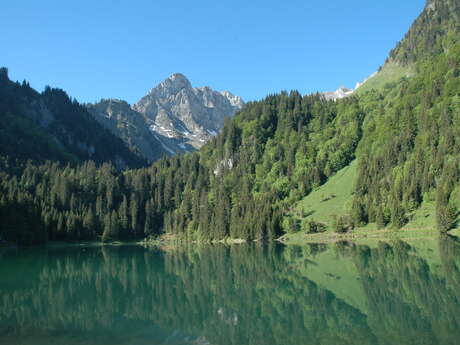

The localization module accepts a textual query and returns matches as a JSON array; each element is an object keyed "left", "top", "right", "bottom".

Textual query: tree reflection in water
[{"left": 0, "top": 237, "right": 460, "bottom": 345}]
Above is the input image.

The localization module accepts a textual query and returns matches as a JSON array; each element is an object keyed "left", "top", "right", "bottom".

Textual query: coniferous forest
[{"left": 1, "top": 0, "right": 460, "bottom": 244}]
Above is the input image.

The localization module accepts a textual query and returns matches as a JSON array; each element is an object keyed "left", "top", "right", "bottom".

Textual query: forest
[{"left": 1, "top": 0, "right": 460, "bottom": 244}]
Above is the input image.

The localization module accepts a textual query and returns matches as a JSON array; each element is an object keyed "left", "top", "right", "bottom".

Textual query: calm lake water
[{"left": 1, "top": 237, "right": 460, "bottom": 345}]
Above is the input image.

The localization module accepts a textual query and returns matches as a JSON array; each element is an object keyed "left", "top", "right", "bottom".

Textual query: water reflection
[{"left": 1, "top": 237, "right": 460, "bottom": 345}]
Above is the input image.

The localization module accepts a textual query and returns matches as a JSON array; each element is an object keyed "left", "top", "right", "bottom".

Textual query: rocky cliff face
[
  {"left": 88, "top": 73, "right": 243, "bottom": 162},
  {"left": 133, "top": 73, "right": 244, "bottom": 148},
  {"left": 87, "top": 99, "right": 173, "bottom": 162}
]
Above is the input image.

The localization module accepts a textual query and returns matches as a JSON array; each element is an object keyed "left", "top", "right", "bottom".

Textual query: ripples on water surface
[{"left": 1, "top": 237, "right": 460, "bottom": 345}]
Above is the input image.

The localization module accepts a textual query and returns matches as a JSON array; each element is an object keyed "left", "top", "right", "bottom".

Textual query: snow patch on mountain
[{"left": 323, "top": 86, "right": 354, "bottom": 101}]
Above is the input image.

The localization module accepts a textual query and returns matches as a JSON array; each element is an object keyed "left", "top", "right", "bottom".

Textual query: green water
[{"left": 1, "top": 237, "right": 460, "bottom": 345}]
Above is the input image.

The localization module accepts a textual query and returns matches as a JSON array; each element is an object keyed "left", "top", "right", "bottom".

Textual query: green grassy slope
[
  {"left": 291, "top": 160, "right": 437, "bottom": 237},
  {"left": 403, "top": 201, "right": 437, "bottom": 231},
  {"left": 293, "top": 160, "right": 357, "bottom": 228},
  {"left": 355, "top": 62, "right": 413, "bottom": 95}
]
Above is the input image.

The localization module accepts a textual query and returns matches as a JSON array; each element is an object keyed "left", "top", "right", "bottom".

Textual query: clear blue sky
[{"left": 2, "top": 0, "right": 425, "bottom": 104}]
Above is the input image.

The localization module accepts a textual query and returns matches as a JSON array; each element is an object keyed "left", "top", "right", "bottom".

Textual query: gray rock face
[
  {"left": 87, "top": 99, "right": 175, "bottom": 162},
  {"left": 323, "top": 86, "right": 354, "bottom": 101},
  {"left": 426, "top": 0, "right": 436, "bottom": 11},
  {"left": 88, "top": 73, "right": 243, "bottom": 161},
  {"left": 134, "top": 73, "right": 244, "bottom": 148}
]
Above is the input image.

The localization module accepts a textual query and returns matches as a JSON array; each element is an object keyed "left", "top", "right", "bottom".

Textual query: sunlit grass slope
[
  {"left": 355, "top": 62, "right": 414, "bottom": 95},
  {"left": 287, "top": 159, "right": 441, "bottom": 242},
  {"left": 294, "top": 160, "right": 357, "bottom": 228}
]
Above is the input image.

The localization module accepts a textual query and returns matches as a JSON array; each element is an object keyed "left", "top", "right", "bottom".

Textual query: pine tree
[
  {"left": 83, "top": 207, "right": 96, "bottom": 239},
  {"left": 119, "top": 195, "right": 129, "bottom": 237},
  {"left": 436, "top": 187, "right": 457, "bottom": 232}
]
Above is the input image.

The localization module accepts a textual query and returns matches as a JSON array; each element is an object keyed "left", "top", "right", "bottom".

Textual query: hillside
[
  {"left": 291, "top": 0, "right": 460, "bottom": 236},
  {"left": 356, "top": 0, "right": 459, "bottom": 94},
  {"left": 0, "top": 68, "right": 146, "bottom": 168},
  {"left": 1, "top": 0, "right": 460, "bottom": 244},
  {"left": 388, "top": 0, "right": 460, "bottom": 66}
]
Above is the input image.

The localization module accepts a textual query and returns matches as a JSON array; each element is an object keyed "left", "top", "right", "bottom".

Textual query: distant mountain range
[
  {"left": 322, "top": 86, "right": 355, "bottom": 101},
  {"left": 88, "top": 73, "right": 244, "bottom": 161},
  {"left": 323, "top": 72, "right": 378, "bottom": 101},
  {"left": 0, "top": 68, "right": 244, "bottom": 165}
]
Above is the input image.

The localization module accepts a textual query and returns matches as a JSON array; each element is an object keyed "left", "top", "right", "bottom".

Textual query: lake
[{"left": 1, "top": 237, "right": 460, "bottom": 345}]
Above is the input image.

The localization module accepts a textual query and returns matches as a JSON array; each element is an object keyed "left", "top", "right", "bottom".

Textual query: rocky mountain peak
[
  {"left": 220, "top": 91, "right": 245, "bottom": 108},
  {"left": 89, "top": 73, "right": 244, "bottom": 161},
  {"left": 150, "top": 73, "right": 192, "bottom": 97},
  {"left": 134, "top": 73, "right": 244, "bottom": 149}
]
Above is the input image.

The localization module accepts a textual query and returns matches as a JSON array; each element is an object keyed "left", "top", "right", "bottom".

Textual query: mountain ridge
[
  {"left": 88, "top": 73, "right": 244, "bottom": 161},
  {"left": 133, "top": 73, "right": 244, "bottom": 148},
  {"left": 0, "top": 68, "right": 147, "bottom": 168}
]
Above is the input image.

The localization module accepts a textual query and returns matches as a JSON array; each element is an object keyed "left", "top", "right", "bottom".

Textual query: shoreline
[{"left": 2, "top": 228, "right": 458, "bottom": 249}]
